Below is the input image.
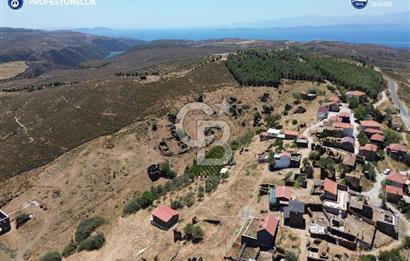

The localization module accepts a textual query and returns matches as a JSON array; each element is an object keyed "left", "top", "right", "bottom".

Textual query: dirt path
[{"left": 14, "top": 114, "right": 34, "bottom": 143}]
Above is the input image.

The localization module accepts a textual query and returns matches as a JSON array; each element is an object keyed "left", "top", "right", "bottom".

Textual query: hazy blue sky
[{"left": 1, "top": 0, "right": 409, "bottom": 29}]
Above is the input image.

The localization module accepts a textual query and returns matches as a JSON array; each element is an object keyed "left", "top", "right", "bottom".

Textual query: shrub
[
  {"left": 358, "top": 130, "right": 369, "bottom": 146},
  {"left": 378, "top": 249, "right": 404, "bottom": 261},
  {"left": 40, "top": 251, "right": 62, "bottom": 261},
  {"left": 360, "top": 255, "right": 376, "bottom": 261},
  {"left": 123, "top": 197, "right": 141, "bottom": 215},
  {"left": 384, "top": 128, "right": 401, "bottom": 145},
  {"left": 159, "top": 162, "right": 177, "bottom": 179},
  {"left": 284, "top": 251, "right": 298, "bottom": 261},
  {"left": 183, "top": 223, "right": 204, "bottom": 243},
  {"left": 77, "top": 233, "right": 105, "bottom": 252},
  {"left": 62, "top": 241, "right": 77, "bottom": 258},
  {"left": 171, "top": 199, "right": 183, "bottom": 210},
  {"left": 75, "top": 216, "right": 105, "bottom": 243},
  {"left": 292, "top": 119, "right": 298, "bottom": 125}
]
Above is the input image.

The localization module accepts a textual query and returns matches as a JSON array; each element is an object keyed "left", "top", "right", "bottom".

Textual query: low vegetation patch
[
  {"left": 77, "top": 233, "right": 106, "bottom": 252},
  {"left": 62, "top": 241, "right": 77, "bottom": 258},
  {"left": 74, "top": 216, "right": 106, "bottom": 243},
  {"left": 40, "top": 251, "right": 62, "bottom": 261},
  {"left": 183, "top": 223, "right": 204, "bottom": 243}
]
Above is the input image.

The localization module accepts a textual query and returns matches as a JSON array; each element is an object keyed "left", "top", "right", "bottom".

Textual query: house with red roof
[
  {"left": 370, "top": 133, "right": 385, "bottom": 147},
  {"left": 342, "top": 154, "right": 356, "bottom": 171},
  {"left": 386, "top": 172, "right": 408, "bottom": 192},
  {"left": 271, "top": 151, "right": 292, "bottom": 169},
  {"left": 151, "top": 205, "right": 179, "bottom": 230},
  {"left": 257, "top": 214, "right": 280, "bottom": 249},
  {"left": 327, "top": 95, "right": 341, "bottom": 104},
  {"left": 346, "top": 90, "right": 366, "bottom": 99},
  {"left": 327, "top": 102, "right": 340, "bottom": 112},
  {"left": 359, "top": 144, "right": 378, "bottom": 161},
  {"left": 283, "top": 130, "right": 298, "bottom": 140},
  {"left": 386, "top": 185, "right": 404, "bottom": 203},
  {"left": 323, "top": 178, "right": 338, "bottom": 201},
  {"left": 275, "top": 186, "right": 293, "bottom": 202},
  {"left": 339, "top": 112, "right": 351, "bottom": 123},
  {"left": 341, "top": 136, "right": 355, "bottom": 153},
  {"left": 360, "top": 120, "right": 382, "bottom": 130},
  {"left": 332, "top": 122, "right": 354, "bottom": 137},
  {"left": 386, "top": 144, "right": 408, "bottom": 161},
  {"left": 317, "top": 106, "right": 329, "bottom": 121},
  {"left": 240, "top": 214, "right": 279, "bottom": 250},
  {"left": 364, "top": 128, "right": 384, "bottom": 136}
]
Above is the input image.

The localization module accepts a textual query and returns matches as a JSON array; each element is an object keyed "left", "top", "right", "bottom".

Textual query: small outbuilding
[{"left": 151, "top": 205, "right": 179, "bottom": 230}]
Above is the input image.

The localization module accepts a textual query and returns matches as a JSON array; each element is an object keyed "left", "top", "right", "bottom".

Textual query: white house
[
  {"left": 267, "top": 128, "right": 281, "bottom": 138},
  {"left": 273, "top": 152, "right": 291, "bottom": 169}
]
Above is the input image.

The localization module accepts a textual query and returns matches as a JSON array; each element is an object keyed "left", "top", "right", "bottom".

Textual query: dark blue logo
[
  {"left": 351, "top": 0, "right": 368, "bottom": 9},
  {"left": 8, "top": 0, "right": 24, "bottom": 10}
]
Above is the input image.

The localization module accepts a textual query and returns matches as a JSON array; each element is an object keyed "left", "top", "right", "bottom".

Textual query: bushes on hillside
[
  {"left": 62, "top": 241, "right": 77, "bottom": 258},
  {"left": 75, "top": 216, "right": 105, "bottom": 243},
  {"left": 77, "top": 233, "right": 105, "bottom": 252},
  {"left": 183, "top": 223, "right": 204, "bottom": 243},
  {"left": 40, "top": 251, "right": 62, "bottom": 261}
]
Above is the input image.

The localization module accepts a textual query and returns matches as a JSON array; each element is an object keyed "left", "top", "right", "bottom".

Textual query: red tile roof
[
  {"left": 385, "top": 185, "right": 404, "bottom": 197},
  {"left": 284, "top": 130, "right": 299, "bottom": 137},
  {"left": 257, "top": 214, "right": 279, "bottom": 236},
  {"left": 333, "top": 122, "right": 353, "bottom": 129},
  {"left": 339, "top": 112, "right": 351, "bottom": 118},
  {"left": 364, "top": 128, "right": 384, "bottom": 135},
  {"left": 347, "top": 90, "right": 366, "bottom": 97},
  {"left": 386, "top": 172, "right": 408, "bottom": 185},
  {"left": 328, "top": 96, "right": 340, "bottom": 103},
  {"left": 388, "top": 144, "right": 408, "bottom": 153},
  {"left": 360, "top": 120, "right": 382, "bottom": 129},
  {"left": 360, "top": 143, "right": 378, "bottom": 152},
  {"left": 329, "top": 115, "right": 342, "bottom": 122},
  {"left": 324, "top": 178, "right": 338, "bottom": 195},
  {"left": 275, "top": 186, "right": 292, "bottom": 201},
  {"left": 342, "top": 136, "right": 355, "bottom": 144},
  {"left": 280, "top": 151, "right": 292, "bottom": 158},
  {"left": 318, "top": 106, "right": 329, "bottom": 113},
  {"left": 152, "top": 205, "right": 179, "bottom": 222},
  {"left": 370, "top": 134, "right": 385, "bottom": 142},
  {"left": 343, "top": 154, "right": 356, "bottom": 166}
]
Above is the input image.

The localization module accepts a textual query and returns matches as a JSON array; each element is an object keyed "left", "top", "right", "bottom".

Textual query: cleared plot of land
[{"left": 0, "top": 61, "right": 28, "bottom": 80}]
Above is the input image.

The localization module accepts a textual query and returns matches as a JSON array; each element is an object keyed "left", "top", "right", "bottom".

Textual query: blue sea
[{"left": 81, "top": 25, "right": 409, "bottom": 49}]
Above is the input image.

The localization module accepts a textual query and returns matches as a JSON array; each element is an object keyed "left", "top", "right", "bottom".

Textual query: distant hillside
[{"left": 0, "top": 28, "right": 144, "bottom": 67}]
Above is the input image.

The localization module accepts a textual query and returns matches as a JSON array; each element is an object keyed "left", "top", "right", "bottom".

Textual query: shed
[{"left": 151, "top": 205, "right": 179, "bottom": 230}]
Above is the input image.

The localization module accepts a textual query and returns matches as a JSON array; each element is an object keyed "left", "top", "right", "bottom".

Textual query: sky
[{"left": 1, "top": 0, "right": 409, "bottom": 29}]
